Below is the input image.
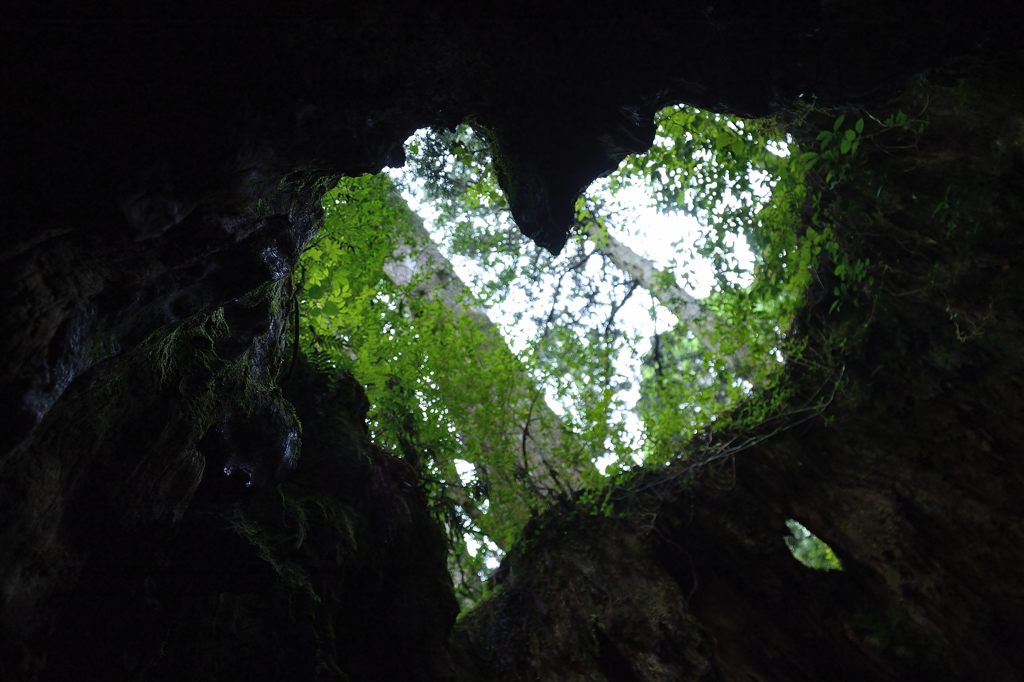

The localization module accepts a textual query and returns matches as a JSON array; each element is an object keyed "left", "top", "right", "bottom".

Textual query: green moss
[
  {"left": 145, "top": 278, "right": 299, "bottom": 440},
  {"left": 152, "top": 307, "right": 229, "bottom": 388},
  {"left": 230, "top": 511, "right": 322, "bottom": 604}
]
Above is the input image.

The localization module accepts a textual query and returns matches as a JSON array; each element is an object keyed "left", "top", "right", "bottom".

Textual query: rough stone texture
[
  {"left": 2, "top": 3, "right": 1024, "bottom": 681},
  {"left": 3, "top": 297, "right": 457, "bottom": 680},
  {"left": 453, "top": 64, "right": 1024, "bottom": 680}
]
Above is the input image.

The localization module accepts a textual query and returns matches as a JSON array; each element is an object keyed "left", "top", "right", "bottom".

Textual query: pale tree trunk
[
  {"left": 583, "top": 221, "right": 718, "bottom": 344},
  {"left": 584, "top": 222, "right": 704, "bottom": 324},
  {"left": 381, "top": 189, "right": 589, "bottom": 545},
  {"left": 580, "top": 220, "right": 753, "bottom": 372}
]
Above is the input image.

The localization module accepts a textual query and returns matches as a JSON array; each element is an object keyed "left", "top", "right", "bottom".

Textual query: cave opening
[
  {"left": 296, "top": 105, "right": 825, "bottom": 605},
  {"left": 5, "top": 6, "right": 1024, "bottom": 680}
]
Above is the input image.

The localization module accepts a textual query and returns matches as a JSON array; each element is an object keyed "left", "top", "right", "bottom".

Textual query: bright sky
[{"left": 387, "top": 139, "right": 757, "bottom": 475}]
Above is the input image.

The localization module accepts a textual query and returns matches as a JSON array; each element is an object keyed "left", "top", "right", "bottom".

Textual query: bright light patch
[
  {"left": 454, "top": 458, "right": 476, "bottom": 485},
  {"left": 464, "top": 533, "right": 481, "bottom": 557}
]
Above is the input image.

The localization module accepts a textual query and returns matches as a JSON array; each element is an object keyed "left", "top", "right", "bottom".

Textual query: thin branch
[{"left": 605, "top": 280, "right": 640, "bottom": 337}]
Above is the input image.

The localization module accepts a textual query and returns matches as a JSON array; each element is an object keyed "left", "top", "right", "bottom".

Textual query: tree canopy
[{"left": 297, "top": 104, "right": 833, "bottom": 603}]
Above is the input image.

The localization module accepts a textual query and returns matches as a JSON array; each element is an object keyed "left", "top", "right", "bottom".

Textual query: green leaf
[{"left": 322, "top": 300, "right": 340, "bottom": 317}]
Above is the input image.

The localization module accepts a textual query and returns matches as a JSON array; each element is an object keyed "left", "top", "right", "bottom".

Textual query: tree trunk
[
  {"left": 585, "top": 221, "right": 704, "bottom": 324},
  {"left": 583, "top": 219, "right": 747, "bottom": 369},
  {"left": 381, "top": 188, "right": 589, "bottom": 543}
]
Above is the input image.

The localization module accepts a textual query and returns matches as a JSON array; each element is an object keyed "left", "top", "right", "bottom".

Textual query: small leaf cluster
[{"left": 785, "top": 519, "right": 843, "bottom": 571}]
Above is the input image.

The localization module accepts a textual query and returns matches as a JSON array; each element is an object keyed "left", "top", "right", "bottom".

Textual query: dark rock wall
[
  {"left": 453, "top": 63, "right": 1024, "bottom": 681},
  {"left": 3, "top": 3, "right": 1024, "bottom": 680},
  {"left": 5, "top": 294, "right": 457, "bottom": 680}
]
